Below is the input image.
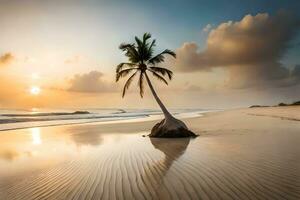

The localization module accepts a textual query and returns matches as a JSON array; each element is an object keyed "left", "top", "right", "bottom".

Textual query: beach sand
[{"left": 0, "top": 106, "right": 300, "bottom": 199}]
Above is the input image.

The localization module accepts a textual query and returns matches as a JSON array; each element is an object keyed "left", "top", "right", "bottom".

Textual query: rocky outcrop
[{"left": 149, "top": 118, "right": 197, "bottom": 138}]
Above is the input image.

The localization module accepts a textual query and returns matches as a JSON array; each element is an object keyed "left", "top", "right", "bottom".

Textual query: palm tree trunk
[
  {"left": 145, "top": 72, "right": 173, "bottom": 120},
  {"left": 145, "top": 72, "right": 195, "bottom": 137}
]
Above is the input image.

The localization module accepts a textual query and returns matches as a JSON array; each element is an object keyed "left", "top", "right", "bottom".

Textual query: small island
[{"left": 250, "top": 100, "right": 300, "bottom": 108}]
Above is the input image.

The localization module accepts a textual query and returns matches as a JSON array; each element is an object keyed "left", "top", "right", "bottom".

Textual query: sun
[{"left": 30, "top": 86, "right": 41, "bottom": 95}]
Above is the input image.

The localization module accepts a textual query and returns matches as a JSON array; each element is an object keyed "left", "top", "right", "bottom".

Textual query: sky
[{"left": 0, "top": 0, "right": 300, "bottom": 109}]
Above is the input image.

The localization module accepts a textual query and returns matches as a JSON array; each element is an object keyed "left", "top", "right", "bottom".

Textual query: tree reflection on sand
[
  {"left": 145, "top": 138, "right": 191, "bottom": 198},
  {"left": 150, "top": 138, "right": 190, "bottom": 170}
]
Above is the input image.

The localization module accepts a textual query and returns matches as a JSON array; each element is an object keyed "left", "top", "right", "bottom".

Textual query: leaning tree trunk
[{"left": 145, "top": 72, "right": 196, "bottom": 138}]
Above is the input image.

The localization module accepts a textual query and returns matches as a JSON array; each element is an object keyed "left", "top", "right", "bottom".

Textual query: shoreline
[
  {"left": 1, "top": 106, "right": 300, "bottom": 199},
  {"left": 0, "top": 109, "right": 215, "bottom": 132}
]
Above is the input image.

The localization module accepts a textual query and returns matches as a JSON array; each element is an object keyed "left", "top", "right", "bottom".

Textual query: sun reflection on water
[{"left": 31, "top": 128, "right": 42, "bottom": 145}]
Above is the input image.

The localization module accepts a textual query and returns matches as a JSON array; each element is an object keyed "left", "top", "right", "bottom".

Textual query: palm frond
[
  {"left": 148, "top": 70, "right": 168, "bottom": 85},
  {"left": 135, "top": 36, "right": 146, "bottom": 62},
  {"left": 148, "top": 39, "right": 156, "bottom": 51},
  {"left": 122, "top": 71, "right": 137, "bottom": 97},
  {"left": 138, "top": 71, "right": 145, "bottom": 98},
  {"left": 119, "top": 43, "right": 131, "bottom": 50},
  {"left": 143, "top": 33, "right": 152, "bottom": 42},
  {"left": 116, "top": 68, "right": 138, "bottom": 82},
  {"left": 119, "top": 43, "right": 140, "bottom": 63},
  {"left": 149, "top": 66, "right": 173, "bottom": 80},
  {"left": 135, "top": 33, "right": 154, "bottom": 62},
  {"left": 144, "top": 39, "right": 156, "bottom": 61},
  {"left": 116, "top": 63, "right": 136, "bottom": 73},
  {"left": 143, "top": 33, "right": 153, "bottom": 61},
  {"left": 134, "top": 36, "right": 143, "bottom": 48},
  {"left": 148, "top": 49, "right": 176, "bottom": 64},
  {"left": 117, "top": 33, "right": 176, "bottom": 99}
]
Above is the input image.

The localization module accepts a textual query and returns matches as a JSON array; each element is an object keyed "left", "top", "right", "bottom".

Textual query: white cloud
[
  {"left": 202, "top": 24, "right": 212, "bottom": 32},
  {"left": 170, "top": 12, "right": 300, "bottom": 88},
  {"left": 68, "top": 70, "right": 116, "bottom": 93}
]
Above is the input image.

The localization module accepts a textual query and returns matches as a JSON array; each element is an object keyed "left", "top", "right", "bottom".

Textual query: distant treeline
[{"left": 250, "top": 101, "right": 300, "bottom": 108}]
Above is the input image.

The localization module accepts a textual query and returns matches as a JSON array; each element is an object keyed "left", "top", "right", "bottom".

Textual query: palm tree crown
[{"left": 116, "top": 33, "right": 176, "bottom": 97}]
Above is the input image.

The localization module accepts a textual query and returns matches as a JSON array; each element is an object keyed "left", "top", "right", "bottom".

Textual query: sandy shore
[{"left": 0, "top": 106, "right": 300, "bottom": 199}]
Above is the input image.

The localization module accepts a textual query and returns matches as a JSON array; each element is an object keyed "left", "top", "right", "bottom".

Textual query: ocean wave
[
  {"left": 1, "top": 111, "right": 91, "bottom": 117},
  {"left": 0, "top": 108, "right": 211, "bottom": 131}
]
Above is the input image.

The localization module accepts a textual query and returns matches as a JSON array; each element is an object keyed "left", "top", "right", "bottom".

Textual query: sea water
[{"left": 0, "top": 108, "right": 213, "bottom": 131}]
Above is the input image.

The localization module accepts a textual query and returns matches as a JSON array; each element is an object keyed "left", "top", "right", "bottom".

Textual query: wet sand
[{"left": 0, "top": 106, "right": 300, "bottom": 199}]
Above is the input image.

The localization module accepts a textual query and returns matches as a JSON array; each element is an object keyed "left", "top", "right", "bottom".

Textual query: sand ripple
[{"left": 1, "top": 131, "right": 300, "bottom": 200}]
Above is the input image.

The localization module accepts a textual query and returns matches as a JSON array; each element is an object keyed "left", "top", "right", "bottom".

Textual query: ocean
[{"left": 0, "top": 108, "right": 213, "bottom": 131}]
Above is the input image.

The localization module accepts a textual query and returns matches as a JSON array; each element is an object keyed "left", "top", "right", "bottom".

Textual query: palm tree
[{"left": 116, "top": 33, "right": 196, "bottom": 138}]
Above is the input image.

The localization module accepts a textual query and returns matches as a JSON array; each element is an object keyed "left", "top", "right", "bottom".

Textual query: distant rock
[
  {"left": 249, "top": 105, "right": 269, "bottom": 108},
  {"left": 278, "top": 103, "right": 287, "bottom": 106},
  {"left": 250, "top": 100, "right": 300, "bottom": 108},
  {"left": 73, "top": 111, "right": 90, "bottom": 114},
  {"left": 291, "top": 101, "right": 300, "bottom": 106}
]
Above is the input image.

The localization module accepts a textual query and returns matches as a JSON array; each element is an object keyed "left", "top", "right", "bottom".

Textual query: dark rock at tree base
[
  {"left": 150, "top": 127, "right": 197, "bottom": 138},
  {"left": 149, "top": 119, "right": 198, "bottom": 138}
]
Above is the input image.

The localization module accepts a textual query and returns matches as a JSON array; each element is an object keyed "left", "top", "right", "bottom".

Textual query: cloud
[
  {"left": 289, "top": 64, "right": 300, "bottom": 84},
  {"left": 171, "top": 12, "right": 300, "bottom": 88},
  {"left": 68, "top": 70, "right": 115, "bottom": 93},
  {"left": 65, "top": 55, "right": 81, "bottom": 64},
  {"left": 183, "top": 81, "right": 203, "bottom": 91},
  {"left": 0, "top": 53, "right": 14, "bottom": 66},
  {"left": 202, "top": 24, "right": 212, "bottom": 32}
]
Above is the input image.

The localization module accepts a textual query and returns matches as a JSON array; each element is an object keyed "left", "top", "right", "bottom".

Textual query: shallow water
[
  {"left": 0, "top": 108, "right": 209, "bottom": 131},
  {"left": 0, "top": 123, "right": 300, "bottom": 199}
]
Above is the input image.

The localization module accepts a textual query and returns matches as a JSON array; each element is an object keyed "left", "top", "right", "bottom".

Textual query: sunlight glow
[
  {"left": 30, "top": 86, "right": 41, "bottom": 95},
  {"left": 31, "top": 128, "right": 42, "bottom": 145},
  {"left": 31, "top": 107, "right": 38, "bottom": 112}
]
